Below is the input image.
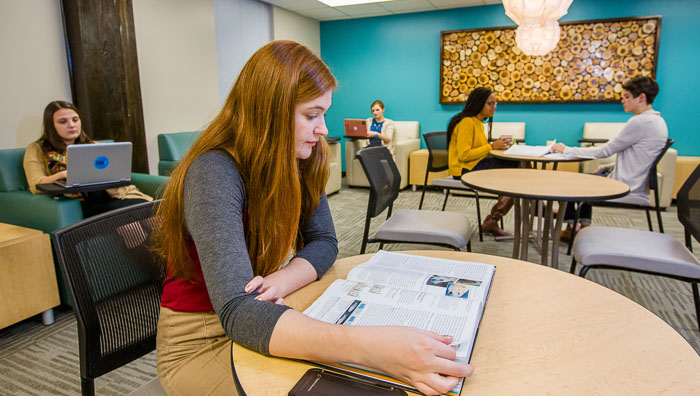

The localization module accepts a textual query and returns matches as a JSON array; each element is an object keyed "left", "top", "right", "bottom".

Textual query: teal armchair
[
  {"left": 0, "top": 146, "right": 168, "bottom": 306},
  {"left": 157, "top": 131, "right": 201, "bottom": 175}
]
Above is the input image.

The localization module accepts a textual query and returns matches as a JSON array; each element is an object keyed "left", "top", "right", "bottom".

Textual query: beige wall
[
  {"left": 0, "top": 1, "right": 72, "bottom": 149},
  {"left": 132, "top": 0, "right": 221, "bottom": 174},
  {"left": 271, "top": 6, "right": 320, "bottom": 55}
]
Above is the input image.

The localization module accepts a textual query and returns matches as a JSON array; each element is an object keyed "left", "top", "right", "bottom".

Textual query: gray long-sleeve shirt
[
  {"left": 183, "top": 150, "right": 338, "bottom": 354},
  {"left": 564, "top": 109, "right": 668, "bottom": 205}
]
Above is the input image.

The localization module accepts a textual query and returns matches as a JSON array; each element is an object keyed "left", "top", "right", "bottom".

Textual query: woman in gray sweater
[{"left": 153, "top": 40, "right": 473, "bottom": 396}]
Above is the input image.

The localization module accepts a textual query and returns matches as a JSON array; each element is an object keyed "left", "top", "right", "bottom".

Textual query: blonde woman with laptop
[
  {"left": 353, "top": 99, "right": 396, "bottom": 157},
  {"left": 23, "top": 100, "right": 151, "bottom": 218}
]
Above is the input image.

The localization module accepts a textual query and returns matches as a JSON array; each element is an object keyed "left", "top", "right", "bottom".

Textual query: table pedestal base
[{"left": 512, "top": 198, "right": 567, "bottom": 269}]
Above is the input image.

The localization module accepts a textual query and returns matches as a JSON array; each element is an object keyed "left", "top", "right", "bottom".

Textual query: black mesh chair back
[
  {"left": 52, "top": 200, "right": 165, "bottom": 396},
  {"left": 677, "top": 164, "right": 700, "bottom": 251},
  {"left": 357, "top": 147, "right": 401, "bottom": 218},
  {"left": 356, "top": 147, "right": 400, "bottom": 252},
  {"left": 645, "top": 138, "right": 674, "bottom": 233},
  {"left": 419, "top": 132, "right": 448, "bottom": 209}
]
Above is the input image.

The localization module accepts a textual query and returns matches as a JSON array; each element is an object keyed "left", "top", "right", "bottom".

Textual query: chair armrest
[
  {"left": 396, "top": 139, "right": 421, "bottom": 189},
  {"left": 131, "top": 173, "right": 169, "bottom": 199},
  {"left": 578, "top": 138, "right": 609, "bottom": 146},
  {"left": 0, "top": 191, "right": 83, "bottom": 234}
]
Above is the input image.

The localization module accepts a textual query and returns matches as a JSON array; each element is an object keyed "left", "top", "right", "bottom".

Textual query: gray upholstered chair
[
  {"left": 570, "top": 164, "right": 700, "bottom": 331},
  {"left": 356, "top": 146, "right": 472, "bottom": 254}
]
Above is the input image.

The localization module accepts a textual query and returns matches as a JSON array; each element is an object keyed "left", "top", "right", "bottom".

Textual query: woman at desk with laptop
[
  {"left": 23, "top": 100, "right": 151, "bottom": 218},
  {"left": 153, "top": 41, "right": 473, "bottom": 396},
  {"left": 448, "top": 87, "right": 518, "bottom": 239}
]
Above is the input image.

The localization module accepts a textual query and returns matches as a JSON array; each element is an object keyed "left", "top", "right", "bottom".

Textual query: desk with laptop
[{"left": 37, "top": 142, "right": 133, "bottom": 197}]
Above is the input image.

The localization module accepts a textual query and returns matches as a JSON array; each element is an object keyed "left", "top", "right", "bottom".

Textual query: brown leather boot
[{"left": 482, "top": 196, "right": 514, "bottom": 240}]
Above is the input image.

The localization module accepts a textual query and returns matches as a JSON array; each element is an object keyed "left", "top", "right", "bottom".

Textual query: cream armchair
[
  {"left": 325, "top": 140, "right": 341, "bottom": 195},
  {"left": 345, "top": 121, "right": 420, "bottom": 189},
  {"left": 486, "top": 122, "right": 526, "bottom": 142},
  {"left": 579, "top": 122, "right": 676, "bottom": 208}
]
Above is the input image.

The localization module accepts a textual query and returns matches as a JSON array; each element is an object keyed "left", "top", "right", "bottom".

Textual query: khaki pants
[{"left": 157, "top": 307, "right": 239, "bottom": 395}]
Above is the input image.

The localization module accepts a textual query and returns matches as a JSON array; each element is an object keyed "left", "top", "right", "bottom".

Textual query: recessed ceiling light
[{"left": 318, "top": 0, "right": 394, "bottom": 6}]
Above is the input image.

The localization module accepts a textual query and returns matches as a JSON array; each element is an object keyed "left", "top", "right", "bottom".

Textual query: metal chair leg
[
  {"left": 686, "top": 229, "right": 694, "bottom": 252},
  {"left": 81, "top": 377, "right": 95, "bottom": 396},
  {"left": 569, "top": 257, "right": 577, "bottom": 274},
  {"left": 474, "top": 191, "right": 483, "bottom": 242},
  {"left": 441, "top": 189, "right": 450, "bottom": 211},
  {"left": 645, "top": 208, "right": 653, "bottom": 232},
  {"left": 692, "top": 282, "right": 700, "bottom": 332},
  {"left": 579, "top": 266, "right": 591, "bottom": 278}
]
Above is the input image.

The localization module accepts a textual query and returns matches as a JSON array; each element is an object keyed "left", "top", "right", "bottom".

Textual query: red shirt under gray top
[{"left": 161, "top": 150, "right": 338, "bottom": 355}]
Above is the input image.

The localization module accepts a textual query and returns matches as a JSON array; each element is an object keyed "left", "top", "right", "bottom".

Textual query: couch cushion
[
  {"left": 393, "top": 121, "right": 419, "bottom": 141},
  {"left": 0, "top": 148, "right": 29, "bottom": 192},
  {"left": 157, "top": 131, "right": 201, "bottom": 161}
]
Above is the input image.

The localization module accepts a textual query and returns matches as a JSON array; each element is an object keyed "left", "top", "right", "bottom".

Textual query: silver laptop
[{"left": 55, "top": 142, "right": 132, "bottom": 188}]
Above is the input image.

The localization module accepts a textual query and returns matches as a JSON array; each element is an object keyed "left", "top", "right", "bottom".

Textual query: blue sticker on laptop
[{"left": 94, "top": 156, "right": 109, "bottom": 169}]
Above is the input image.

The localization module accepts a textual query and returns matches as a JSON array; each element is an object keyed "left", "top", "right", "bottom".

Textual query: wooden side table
[{"left": 0, "top": 223, "right": 60, "bottom": 328}]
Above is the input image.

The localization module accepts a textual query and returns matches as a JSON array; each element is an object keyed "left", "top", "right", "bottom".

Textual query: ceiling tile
[
  {"left": 337, "top": 3, "right": 392, "bottom": 16},
  {"left": 380, "top": 0, "right": 437, "bottom": 12},
  {"left": 262, "top": 0, "right": 328, "bottom": 11},
  {"left": 299, "top": 7, "right": 350, "bottom": 20},
  {"left": 428, "top": 0, "right": 486, "bottom": 9}
]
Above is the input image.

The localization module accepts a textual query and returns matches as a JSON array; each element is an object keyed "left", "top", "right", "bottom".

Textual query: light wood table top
[
  {"left": 232, "top": 251, "right": 700, "bottom": 395},
  {"left": 461, "top": 168, "right": 629, "bottom": 202}
]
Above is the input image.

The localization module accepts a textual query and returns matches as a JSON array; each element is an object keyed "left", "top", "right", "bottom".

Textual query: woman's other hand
[
  {"left": 491, "top": 137, "right": 511, "bottom": 150},
  {"left": 367, "top": 131, "right": 379, "bottom": 138},
  {"left": 361, "top": 327, "right": 474, "bottom": 395},
  {"left": 551, "top": 143, "right": 567, "bottom": 153},
  {"left": 245, "top": 275, "right": 285, "bottom": 305}
]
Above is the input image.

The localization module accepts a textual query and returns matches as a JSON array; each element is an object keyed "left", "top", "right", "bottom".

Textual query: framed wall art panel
[{"left": 439, "top": 16, "right": 661, "bottom": 104}]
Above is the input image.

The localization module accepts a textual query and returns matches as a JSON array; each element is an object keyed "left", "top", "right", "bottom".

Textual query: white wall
[
  {"left": 132, "top": 0, "right": 222, "bottom": 174},
  {"left": 271, "top": 6, "right": 321, "bottom": 56},
  {"left": 0, "top": 0, "right": 72, "bottom": 149},
  {"left": 215, "top": 0, "right": 271, "bottom": 104}
]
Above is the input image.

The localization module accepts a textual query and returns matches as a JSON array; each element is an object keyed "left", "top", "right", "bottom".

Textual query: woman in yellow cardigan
[{"left": 447, "top": 87, "right": 517, "bottom": 238}]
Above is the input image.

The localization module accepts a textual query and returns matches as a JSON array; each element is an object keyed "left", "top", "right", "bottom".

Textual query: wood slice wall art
[{"left": 440, "top": 16, "right": 661, "bottom": 104}]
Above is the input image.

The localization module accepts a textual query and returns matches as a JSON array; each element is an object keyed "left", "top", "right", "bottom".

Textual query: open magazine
[
  {"left": 303, "top": 250, "right": 496, "bottom": 395},
  {"left": 503, "top": 140, "right": 556, "bottom": 157}
]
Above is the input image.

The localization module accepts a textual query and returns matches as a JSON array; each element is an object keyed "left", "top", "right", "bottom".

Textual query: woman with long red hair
[{"left": 153, "top": 41, "right": 473, "bottom": 395}]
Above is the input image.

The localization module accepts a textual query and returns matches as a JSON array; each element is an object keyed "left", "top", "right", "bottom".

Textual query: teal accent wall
[{"left": 320, "top": 0, "right": 700, "bottom": 171}]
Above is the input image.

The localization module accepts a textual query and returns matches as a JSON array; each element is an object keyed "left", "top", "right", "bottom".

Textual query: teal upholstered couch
[
  {"left": 0, "top": 145, "right": 168, "bottom": 306},
  {"left": 158, "top": 131, "right": 201, "bottom": 176}
]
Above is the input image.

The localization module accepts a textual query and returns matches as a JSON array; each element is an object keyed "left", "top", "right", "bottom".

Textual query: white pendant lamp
[{"left": 503, "top": 0, "right": 573, "bottom": 56}]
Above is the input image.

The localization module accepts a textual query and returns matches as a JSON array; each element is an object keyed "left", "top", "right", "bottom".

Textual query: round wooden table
[
  {"left": 461, "top": 169, "right": 629, "bottom": 268},
  {"left": 232, "top": 251, "right": 700, "bottom": 395}
]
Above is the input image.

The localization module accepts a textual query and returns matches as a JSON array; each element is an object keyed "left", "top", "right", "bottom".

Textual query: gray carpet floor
[{"left": 1, "top": 181, "right": 698, "bottom": 395}]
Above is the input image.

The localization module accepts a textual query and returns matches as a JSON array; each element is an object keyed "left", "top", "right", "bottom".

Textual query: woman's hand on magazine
[
  {"left": 245, "top": 276, "right": 285, "bottom": 305},
  {"left": 360, "top": 327, "right": 474, "bottom": 396}
]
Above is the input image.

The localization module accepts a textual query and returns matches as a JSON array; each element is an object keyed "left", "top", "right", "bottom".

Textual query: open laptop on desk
[
  {"left": 54, "top": 142, "right": 132, "bottom": 188},
  {"left": 343, "top": 119, "right": 368, "bottom": 138}
]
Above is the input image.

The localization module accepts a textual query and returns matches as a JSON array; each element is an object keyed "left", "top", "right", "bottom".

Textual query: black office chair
[
  {"left": 570, "top": 164, "right": 700, "bottom": 331},
  {"left": 418, "top": 131, "right": 486, "bottom": 241},
  {"left": 52, "top": 201, "right": 165, "bottom": 396},
  {"left": 357, "top": 146, "right": 472, "bottom": 254},
  {"left": 567, "top": 138, "right": 674, "bottom": 254}
]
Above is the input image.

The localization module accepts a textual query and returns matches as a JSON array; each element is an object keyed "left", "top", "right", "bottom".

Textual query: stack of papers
[{"left": 503, "top": 140, "right": 555, "bottom": 157}]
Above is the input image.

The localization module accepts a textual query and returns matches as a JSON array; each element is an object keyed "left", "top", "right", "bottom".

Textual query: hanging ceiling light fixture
[{"left": 503, "top": 0, "right": 573, "bottom": 56}]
